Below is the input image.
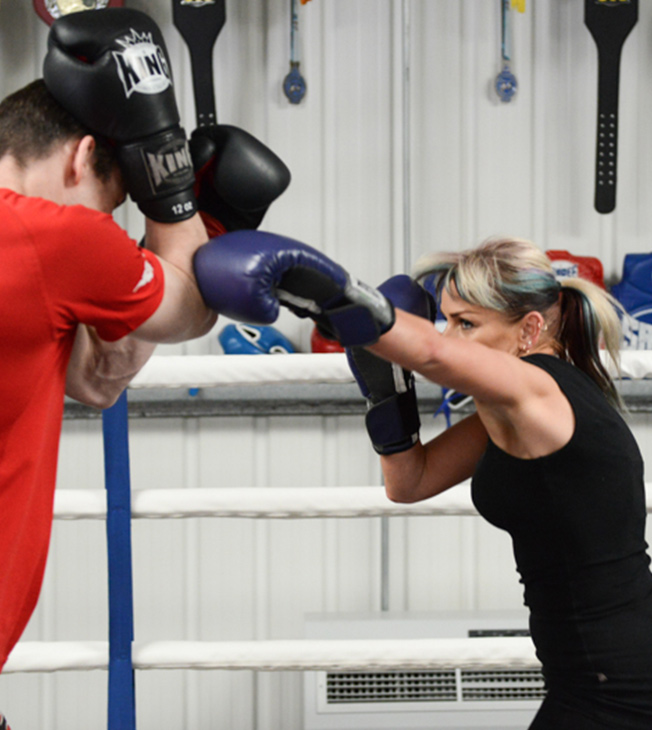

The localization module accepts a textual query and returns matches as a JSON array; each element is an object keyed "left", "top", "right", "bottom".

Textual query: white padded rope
[
  {"left": 53, "top": 486, "right": 478, "bottom": 520},
  {"left": 129, "top": 353, "right": 354, "bottom": 389},
  {"left": 611, "top": 350, "right": 652, "bottom": 380},
  {"left": 53, "top": 483, "right": 652, "bottom": 520},
  {"left": 4, "top": 637, "right": 539, "bottom": 674},
  {"left": 127, "top": 351, "right": 652, "bottom": 389}
]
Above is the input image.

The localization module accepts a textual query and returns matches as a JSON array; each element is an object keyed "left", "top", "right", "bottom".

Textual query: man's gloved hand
[
  {"left": 43, "top": 8, "right": 197, "bottom": 223},
  {"left": 190, "top": 125, "right": 291, "bottom": 236}
]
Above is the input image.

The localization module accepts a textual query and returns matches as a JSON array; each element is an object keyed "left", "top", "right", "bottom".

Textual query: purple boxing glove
[
  {"left": 193, "top": 230, "right": 395, "bottom": 347},
  {"left": 346, "top": 275, "right": 436, "bottom": 455}
]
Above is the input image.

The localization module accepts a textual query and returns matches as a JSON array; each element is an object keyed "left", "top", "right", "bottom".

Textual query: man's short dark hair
[{"left": 0, "top": 79, "right": 117, "bottom": 182}]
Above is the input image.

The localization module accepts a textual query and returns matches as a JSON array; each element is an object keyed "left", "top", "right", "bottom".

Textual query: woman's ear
[{"left": 519, "top": 311, "right": 546, "bottom": 353}]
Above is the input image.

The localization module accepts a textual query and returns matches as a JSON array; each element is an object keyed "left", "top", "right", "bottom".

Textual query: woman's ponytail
[{"left": 557, "top": 278, "right": 623, "bottom": 408}]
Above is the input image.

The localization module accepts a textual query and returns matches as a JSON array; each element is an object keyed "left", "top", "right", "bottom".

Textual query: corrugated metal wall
[{"left": 2, "top": 1, "right": 652, "bottom": 728}]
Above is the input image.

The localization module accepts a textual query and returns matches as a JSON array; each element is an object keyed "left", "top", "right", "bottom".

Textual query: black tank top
[
  {"left": 473, "top": 357, "right": 652, "bottom": 730},
  {"left": 472, "top": 354, "right": 652, "bottom": 620}
]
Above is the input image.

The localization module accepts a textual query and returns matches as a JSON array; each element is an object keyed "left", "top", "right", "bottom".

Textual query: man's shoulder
[
  {"left": 0, "top": 190, "right": 126, "bottom": 247},
  {"left": 0, "top": 189, "right": 113, "bottom": 224}
]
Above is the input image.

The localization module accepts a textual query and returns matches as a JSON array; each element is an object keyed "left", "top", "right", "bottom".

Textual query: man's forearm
[
  {"left": 144, "top": 214, "right": 208, "bottom": 276},
  {"left": 66, "top": 214, "right": 217, "bottom": 407},
  {"left": 65, "top": 325, "right": 157, "bottom": 409},
  {"left": 136, "top": 214, "right": 218, "bottom": 342}
]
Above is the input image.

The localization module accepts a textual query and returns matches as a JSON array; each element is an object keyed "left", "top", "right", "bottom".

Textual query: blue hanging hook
[
  {"left": 283, "top": 0, "right": 306, "bottom": 104},
  {"left": 495, "top": 0, "right": 518, "bottom": 103}
]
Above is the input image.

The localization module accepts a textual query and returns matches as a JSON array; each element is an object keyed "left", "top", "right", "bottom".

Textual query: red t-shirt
[{"left": 0, "top": 189, "right": 164, "bottom": 668}]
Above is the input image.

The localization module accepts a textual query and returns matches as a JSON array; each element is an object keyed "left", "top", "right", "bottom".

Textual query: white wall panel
[{"left": 3, "top": 0, "right": 652, "bottom": 728}]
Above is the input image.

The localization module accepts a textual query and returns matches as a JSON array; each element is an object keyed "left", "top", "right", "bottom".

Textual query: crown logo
[{"left": 115, "top": 28, "right": 155, "bottom": 50}]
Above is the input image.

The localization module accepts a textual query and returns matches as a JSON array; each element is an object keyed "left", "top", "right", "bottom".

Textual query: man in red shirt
[
  {"left": 0, "top": 77, "right": 216, "bottom": 671},
  {"left": 0, "top": 14, "right": 219, "bottom": 724}
]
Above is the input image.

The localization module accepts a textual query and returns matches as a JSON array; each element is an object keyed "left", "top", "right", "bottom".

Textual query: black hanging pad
[
  {"left": 584, "top": 0, "right": 638, "bottom": 214},
  {"left": 172, "top": 0, "right": 226, "bottom": 127}
]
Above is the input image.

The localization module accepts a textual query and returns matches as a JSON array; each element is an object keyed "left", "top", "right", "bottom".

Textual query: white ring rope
[
  {"left": 53, "top": 485, "right": 478, "bottom": 520},
  {"left": 53, "top": 483, "right": 652, "bottom": 520},
  {"left": 129, "top": 353, "right": 354, "bottom": 389},
  {"left": 4, "top": 637, "right": 539, "bottom": 674},
  {"left": 128, "top": 351, "right": 652, "bottom": 389}
]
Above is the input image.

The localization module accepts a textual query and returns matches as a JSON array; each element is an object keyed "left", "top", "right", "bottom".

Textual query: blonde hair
[{"left": 413, "top": 237, "right": 623, "bottom": 407}]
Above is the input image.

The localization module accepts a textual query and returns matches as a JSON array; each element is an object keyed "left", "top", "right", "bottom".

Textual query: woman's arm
[
  {"left": 369, "top": 310, "right": 539, "bottom": 406},
  {"left": 383, "top": 413, "right": 488, "bottom": 503},
  {"left": 369, "top": 311, "right": 574, "bottom": 460}
]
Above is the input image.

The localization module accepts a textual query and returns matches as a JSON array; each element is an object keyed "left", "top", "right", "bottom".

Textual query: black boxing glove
[
  {"left": 190, "top": 125, "right": 291, "bottom": 236},
  {"left": 43, "top": 8, "right": 197, "bottom": 223}
]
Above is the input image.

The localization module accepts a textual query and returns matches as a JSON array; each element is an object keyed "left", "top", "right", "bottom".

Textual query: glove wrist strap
[
  {"left": 321, "top": 300, "right": 396, "bottom": 348},
  {"left": 365, "top": 387, "right": 420, "bottom": 456}
]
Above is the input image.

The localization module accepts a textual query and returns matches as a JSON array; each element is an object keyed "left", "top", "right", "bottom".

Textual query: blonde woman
[
  {"left": 195, "top": 231, "right": 652, "bottom": 728},
  {"left": 360, "top": 238, "right": 652, "bottom": 729}
]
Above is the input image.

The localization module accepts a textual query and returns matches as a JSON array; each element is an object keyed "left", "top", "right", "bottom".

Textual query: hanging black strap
[
  {"left": 172, "top": 0, "right": 227, "bottom": 128},
  {"left": 584, "top": 0, "right": 638, "bottom": 214}
]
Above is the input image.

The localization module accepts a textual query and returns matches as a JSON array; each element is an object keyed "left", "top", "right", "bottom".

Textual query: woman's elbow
[{"left": 385, "top": 484, "right": 421, "bottom": 504}]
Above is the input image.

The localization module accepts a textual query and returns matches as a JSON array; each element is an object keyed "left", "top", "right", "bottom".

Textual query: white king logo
[{"left": 112, "top": 28, "right": 172, "bottom": 98}]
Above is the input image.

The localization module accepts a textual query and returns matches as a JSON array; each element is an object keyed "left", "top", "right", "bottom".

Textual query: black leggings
[
  {"left": 529, "top": 689, "right": 652, "bottom": 730},
  {"left": 528, "top": 594, "right": 652, "bottom": 730},
  {"left": 530, "top": 693, "right": 619, "bottom": 729}
]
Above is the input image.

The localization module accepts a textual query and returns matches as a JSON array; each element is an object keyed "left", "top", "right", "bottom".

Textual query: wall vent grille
[
  {"left": 460, "top": 669, "right": 546, "bottom": 701},
  {"left": 305, "top": 613, "right": 543, "bottom": 728},
  {"left": 326, "top": 671, "right": 457, "bottom": 704},
  {"left": 325, "top": 668, "right": 545, "bottom": 705}
]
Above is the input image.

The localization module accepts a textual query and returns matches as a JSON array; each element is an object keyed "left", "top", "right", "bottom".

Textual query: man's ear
[{"left": 68, "top": 135, "right": 96, "bottom": 186}]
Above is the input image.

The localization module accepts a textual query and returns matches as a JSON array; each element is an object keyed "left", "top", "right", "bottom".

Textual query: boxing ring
[{"left": 6, "top": 351, "right": 652, "bottom": 729}]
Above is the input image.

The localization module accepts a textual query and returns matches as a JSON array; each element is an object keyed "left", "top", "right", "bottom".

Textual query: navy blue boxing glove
[
  {"left": 191, "top": 125, "right": 291, "bottom": 236},
  {"left": 347, "top": 275, "right": 436, "bottom": 455},
  {"left": 193, "top": 230, "right": 395, "bottom": 347}
]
